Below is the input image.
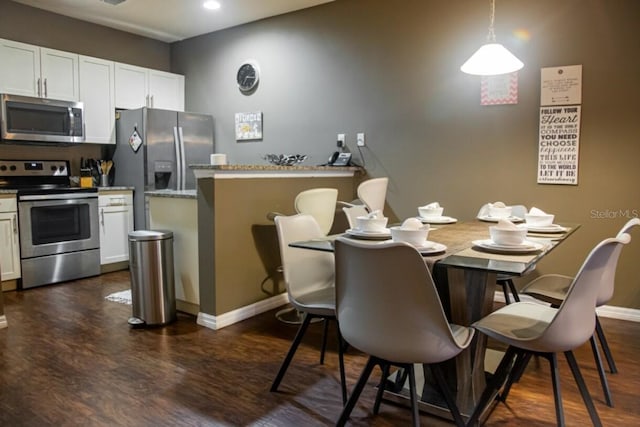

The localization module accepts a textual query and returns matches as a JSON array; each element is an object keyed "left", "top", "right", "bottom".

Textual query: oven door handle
[{"left": 19, "top": 192, "right": 98, "bottom": 201}]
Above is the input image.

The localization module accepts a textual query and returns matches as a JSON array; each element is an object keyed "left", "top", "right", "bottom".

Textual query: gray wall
[{"left": 172, "top": 0, "right": 640, "bottom": 309}]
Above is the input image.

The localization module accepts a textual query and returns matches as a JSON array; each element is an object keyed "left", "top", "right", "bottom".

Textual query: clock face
[{"left": 237, "top": 61, "right": 259, "bottom": 92}]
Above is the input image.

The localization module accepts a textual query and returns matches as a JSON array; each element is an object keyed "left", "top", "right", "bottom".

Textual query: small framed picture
[{"left": 235, "top": 111, "right": 263, "bottom": 141}]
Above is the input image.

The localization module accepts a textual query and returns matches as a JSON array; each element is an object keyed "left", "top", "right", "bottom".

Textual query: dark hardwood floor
[{"left": 1, "top": 270, "right": 639, "bottom": 426}]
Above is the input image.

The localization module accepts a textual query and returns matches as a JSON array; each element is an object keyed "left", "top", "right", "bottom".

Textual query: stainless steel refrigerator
[{"left": 113, "top": 107, "right": 214, "bottom": 229}]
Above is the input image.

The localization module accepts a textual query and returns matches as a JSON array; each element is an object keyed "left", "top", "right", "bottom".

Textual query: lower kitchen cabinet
[
  {"left": 0, "top": 196, "right": 20, "bottom": 281},
  {"left": 99, "top": 191, "right": 133, "bottom": 265}
]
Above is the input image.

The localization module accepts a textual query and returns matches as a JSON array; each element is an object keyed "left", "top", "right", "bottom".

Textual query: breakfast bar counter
[{"left": 190, "top": 164, "right": 362, "bottom": 330}]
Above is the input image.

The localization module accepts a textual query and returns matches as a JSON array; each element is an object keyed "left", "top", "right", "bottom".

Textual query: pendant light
[{"left": 461, "top": 0, "right": 523, "bottom": 75}]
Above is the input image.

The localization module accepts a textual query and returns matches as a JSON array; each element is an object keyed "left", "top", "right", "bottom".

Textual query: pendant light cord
[{"left": 487, "top": 0, "right": 496, "bottom": 42}]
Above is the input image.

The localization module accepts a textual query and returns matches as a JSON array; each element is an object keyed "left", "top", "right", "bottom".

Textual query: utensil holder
[{"left": 100, "top": 174, "right": 109, "bottom": 187}]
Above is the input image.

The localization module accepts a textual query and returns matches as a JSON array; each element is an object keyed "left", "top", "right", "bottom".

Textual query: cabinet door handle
[
  {"left": 37, "top": 77, "right": 41, "bottom": 97},
  {"left": 12, "top": 213, "right": 17, "bottom": 234},
  {"left": 100, "top": 208, "right": 104, "bottom": 226},
  {"left": 44, "top": 78, "right": 48, "bottom": 98},
  {"left": 145, "top": 94, "right": 149, "bottom": 107},
  {"left": 150, "top": 95, "right": 154, "bottom": 108}
]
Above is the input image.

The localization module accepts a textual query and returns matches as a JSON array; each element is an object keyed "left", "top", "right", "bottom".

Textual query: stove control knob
[
  {"left": 0, "top": 165, "right": 6, "bottom": 171},
  {"left": 9, "top": 165, "right": 16, "bottom": 171},
  {"left": 51, "top": 165, "right": 58, "bottom": 171}
]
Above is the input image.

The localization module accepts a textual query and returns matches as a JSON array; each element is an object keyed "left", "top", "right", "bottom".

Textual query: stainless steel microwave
[{"left": 0, "top": 94, "right": 84, "bottom": 144}]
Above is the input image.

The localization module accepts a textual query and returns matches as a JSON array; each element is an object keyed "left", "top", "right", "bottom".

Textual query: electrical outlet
[
  {"left": 337, "top": 133, "right": 346, "bottom": 148},
  {"left": 357, "top": 132, "right": 365, "bottom": 147}
]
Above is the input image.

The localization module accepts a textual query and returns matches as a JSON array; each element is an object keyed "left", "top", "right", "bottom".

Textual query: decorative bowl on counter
[{"left": 264, "top": 154, "right": 307, "bottom": 166}]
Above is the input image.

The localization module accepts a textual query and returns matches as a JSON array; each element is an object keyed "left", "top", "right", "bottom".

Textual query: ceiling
[{"left": 11, "top": 0, "right": 335, "bottom": 43}]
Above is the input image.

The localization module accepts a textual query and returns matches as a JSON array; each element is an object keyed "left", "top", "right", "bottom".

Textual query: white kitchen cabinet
[
  {"left": 79, "top": 55, "right": 116, "bottom": 144},
  {"left": 115, "top": 62, "right": 184, "bottom": 111},
  {"left": 0, "top": 38, "right": 79, "bottom": 101},
  {"left": 99, "top": 191, "right": 134, "bottom": 265},
  {"left": 0, "top": 197, "right": 21, "bottom": 281}
]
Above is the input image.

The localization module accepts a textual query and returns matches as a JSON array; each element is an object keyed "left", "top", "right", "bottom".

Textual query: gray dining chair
[
  {"left": 467, "top": 233, "right": 631, "bottom": 427},
  {"left": 334, "top": 237, "right": 474, "bottom": 427},
  {"left": 270, "top": 213, "right": 347, "bottom": 404},
  {"left": 517, "top": 217, "right": 639, "bottom": 407}
]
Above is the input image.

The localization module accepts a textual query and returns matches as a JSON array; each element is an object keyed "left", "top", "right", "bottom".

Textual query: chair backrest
[
  {"left": 617, "top": 217, "right": 640, "bottom": 236},
  {"left": 357, "top": 177, "right": 388, "bottom": 213},
  {"left": 294, "top": 188, "right": 338, "bottom": 236},
  {"left": 538, "top": 233, "right": 631, "bottom": 352},
  {"left": 334, "top": 237, "right": 473, "bottom": 364},
  {"left": 274, "top": 214, "right": 335, "bottom": 304},
  {"left": 342, "top": 204, "right": 369, "bottom": 229}
]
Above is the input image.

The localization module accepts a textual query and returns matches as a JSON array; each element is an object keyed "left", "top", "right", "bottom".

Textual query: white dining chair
[
  {"left": 270, "top": 214, "right": 347, "bottom": 404},
  {"left": 517, "top": 217, "right": 639, "bottom": 407},
  {"left": 467, "top": 233, "right": 631, "bottom": 426},
  {"left": 356, "top": 177, "right": 388, "bottom": 213},
  {"left": 341, "top": 204, "right": 369, "bottom": 229},
  {"left": 334, "top": 237, "right": 473, "bottom": 427}
]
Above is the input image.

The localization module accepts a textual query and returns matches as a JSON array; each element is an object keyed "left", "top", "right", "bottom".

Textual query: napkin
[
  {"left": 489, "top": 201, "right": 507, "bottom": 208},
  {"left": 401, "top": 217, "right": 424, "bottom": 230},
  {"left": 495, "top": 218, "right": 518, "bottom": 230},
  {"left": 367, "top": 209, "right": 382, "bottom": 219},
  {"left": 528, "top": 207, "right": 548, "bottom": 215},
  {"left": 420, "top": 202, "right": 440, "bottom": 209}
]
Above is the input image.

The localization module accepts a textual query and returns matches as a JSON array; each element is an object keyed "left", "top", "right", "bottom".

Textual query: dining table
[{"left": 289, "top": 218, "right": 580, "bottom": 424}]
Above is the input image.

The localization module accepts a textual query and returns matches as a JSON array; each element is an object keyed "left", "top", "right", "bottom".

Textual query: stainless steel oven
[{"left": 0, "top": 159, "right": 100, "bottom": 289}]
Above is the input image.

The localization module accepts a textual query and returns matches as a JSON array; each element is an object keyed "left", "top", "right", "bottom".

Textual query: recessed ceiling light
[{"left": 203, "top": 1, "right": 221, "bottom": 10}]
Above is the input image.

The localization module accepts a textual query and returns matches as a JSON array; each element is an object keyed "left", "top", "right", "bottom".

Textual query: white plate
[
  {"left": 472, "top": 239, "right": 545, "bottom": 253},
  {"left": 346, "top": 228, "right": 391, "bottom": 240},
  {"left": 477, "top": 215, "right": 524, "bottom": 223},
  {"left": 416, "top": 241, "right": 447, "bottom": 255},
  {"left": 525, "top": 224, "right": 568, "bottom": 233},
  {"left": 417, "top": 216, "right": 458, "bottom": 224}
]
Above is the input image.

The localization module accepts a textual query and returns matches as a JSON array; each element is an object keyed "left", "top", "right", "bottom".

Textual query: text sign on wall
[
  {"left": 537, "top": 105, "right": 581, "bottom": 185},
  {"left": 541, "top": 65, "right": 582, "bottom": 106}
]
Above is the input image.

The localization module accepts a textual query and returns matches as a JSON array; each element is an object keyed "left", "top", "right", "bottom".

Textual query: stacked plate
[{"left": 472, "top": 239, "right": 545, "bottom": 253}]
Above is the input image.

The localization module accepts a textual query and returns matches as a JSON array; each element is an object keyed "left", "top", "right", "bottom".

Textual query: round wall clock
[{"left": 237, "top": 60, "right": 260, "bottom": 93}]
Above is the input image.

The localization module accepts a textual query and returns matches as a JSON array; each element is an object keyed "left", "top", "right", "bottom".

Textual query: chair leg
[
  {"left": 336, "top": 356, "right": 378, "bottom": 427},
  {"left": 565, "top": 350, "right": 603, "bottom": 427},
  {"left": 430, "top": 364, "right": 465, "bottom": 427},
  {"left": 320, "top": 319, "right": 329, "bottom": 365},
  {"left": 595, "top": 315, "right": 617, "bottom": 374},
  {"left": 373, "top": 363, "right": 390, "bottom": 415},
  {"left": 500, "top": 281, "right": 512, "bottom": 305},
  {"left": 270, "top": 313, "right": 313, "bottom": 392},
  {"left": 336, "top": 323, "right": 347, "bottom": 405},
  {"left": 407, "top": 364, "right": 421, "bottom": 427},
  {"left": 466, "top": 346, "right": 517, "bottom": 427},
  {"left": 590, "top": 334, "right": 613, "bottom": 407},
  {"left": 499, "top": 351, "right": 531, "bottom": 403},
  {"left": 507, "top": 279, "right": 520, "bottom": 302},
  {"left": 548, "top": 353, "right": 566, "bottom": 427}
]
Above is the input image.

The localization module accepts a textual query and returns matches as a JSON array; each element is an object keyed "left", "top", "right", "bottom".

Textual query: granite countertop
[
  {"left": 145, "top": 189, "right": 197, "bottom": 199},
  {"left": 190, "top": 164, "right": 362, "bottom": 172},
  {"left": 98, "top": 186, "right": 134, "bottom": 192}
]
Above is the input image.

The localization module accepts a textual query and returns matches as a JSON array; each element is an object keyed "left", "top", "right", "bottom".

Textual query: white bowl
[
  {"left": 418, "top": 206, "right": 444, "bottom": 218},
  {"left": 525, "top": 213, "right": 555, "bottom": 226},
  {"left": 489, "top": 226, "right": 527, "bottom": 246},
  {"left": 390, "top": 225, "right": 430, "bottom": 246},
  {"left": 355, "top": 216, "right": 388, "bottom": 232},
  {"left": 488, "top": 206, "right": 513, "bottom": 218}
]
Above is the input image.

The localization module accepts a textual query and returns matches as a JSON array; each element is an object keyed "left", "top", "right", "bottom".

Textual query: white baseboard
[
  {"left": 197, "top": 293, "right": 290, "bottom": 330},
  {"left": 494, "top": 291, "right": 640, "bottom": 323},
  {"left": 0, "top": 315, "right": 7, "bottom": 329}
]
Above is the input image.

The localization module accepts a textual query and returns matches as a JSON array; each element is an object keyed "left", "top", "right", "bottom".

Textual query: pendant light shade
[
  {"left": 461, "top": 43, "right": 524, "bottom": 75},
  {"left": 461, "top": 0, "right": 523, "bottom": 76}
]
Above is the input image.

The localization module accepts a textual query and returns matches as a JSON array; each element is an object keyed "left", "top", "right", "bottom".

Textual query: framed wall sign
[{"left": 235, "top": 111, "right": 263, "bottom": 141}]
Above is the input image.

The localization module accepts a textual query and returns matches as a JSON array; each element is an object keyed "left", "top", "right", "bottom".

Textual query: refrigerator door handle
[
  {"left": 178, "top": 127, "right": 187, "bottom": 191},
  {"left": 173, "top": 126, "right": 182, "bottom": 191}
]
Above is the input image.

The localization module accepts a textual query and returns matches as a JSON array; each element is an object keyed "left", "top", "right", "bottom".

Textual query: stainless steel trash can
[{"left": 128, "top": 230, "right": 176, "bottom": 327}]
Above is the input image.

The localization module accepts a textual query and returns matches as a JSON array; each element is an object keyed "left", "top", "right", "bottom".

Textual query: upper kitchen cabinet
[
  {"left": 0, "top": 38, "right": 79, "bottom": 101},
  {"left": 115, "top": 63, "right": 184, "bottom": 111},
  {"left": 79, "top": 55, "right": 115, "bottom": 144}
]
